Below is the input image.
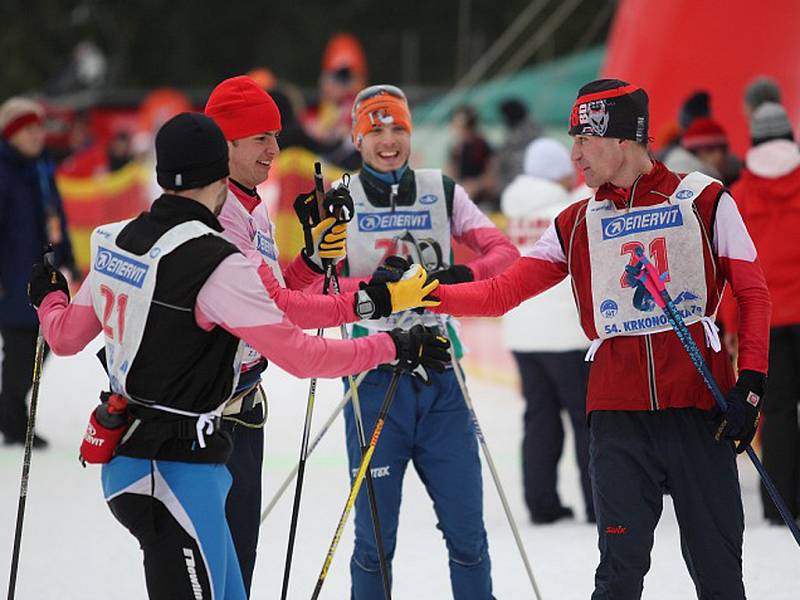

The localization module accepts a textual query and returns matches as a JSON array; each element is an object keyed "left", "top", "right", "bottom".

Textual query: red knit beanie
[
  {"left": 204, "top": 75, "right": 282, "bottom": 141},
  {"left": 682, "top": 117, "right": 728, "bottom": 151}
]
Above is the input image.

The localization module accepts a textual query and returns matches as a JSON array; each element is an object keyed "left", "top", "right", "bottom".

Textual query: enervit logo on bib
[
  {"left": 94, "top": 247, "right": 149, "bottom": 288},
  {"left": 358, "top": 211, "right": 432, "bottom": 232},
  {"left": 601, "top": 206, "right": 682, "bottom": 240}
]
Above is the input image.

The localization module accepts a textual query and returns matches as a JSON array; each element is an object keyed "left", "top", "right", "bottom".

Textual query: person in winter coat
[
  {"left": 728, "top": 101, "right": 800, "bottom": 524},
  {"left": 0, "top": 96, "right": 76, "bottom": 447},
  {"left": 500, "top": 137, "right": 593, "bottom": 523}
]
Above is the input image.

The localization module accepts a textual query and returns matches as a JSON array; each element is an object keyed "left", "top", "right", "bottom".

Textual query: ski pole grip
[
  {"left": 43, "top": 244, "right": 55, "bottom": 268},
  {"left": 313, "top": 161, "right": 326, "bottom": 221}
]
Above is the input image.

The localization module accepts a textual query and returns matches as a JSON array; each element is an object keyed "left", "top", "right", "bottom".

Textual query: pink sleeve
[
  {"left": 282, "top": 251, "right": 326, "bottom": 291},
  {"left": 451, "top": 184, "right": 519, "bottom": 279},
  {"left": 256, "top": 261, "right": 359, "bottom": 328},
  {"left": 714, "top": 193, "right": 771, "bottom": 374},
  {"left": 218, "top": 208, "right": 262, "bottom": 268},
  {"left": 37, "top": 280, "right": 102, "bottom": 355},
  {"left": 196, "top": 254, "right": 396, "bottom": 378},
  {"left": 219, "top": 197, "right": 359, "bottom": 327},
  {"left": 299, "top": 260, "right": 366, "bottom": 294},
  {"left": 433, "top": 255, "right": 567, "bottom": 317}
]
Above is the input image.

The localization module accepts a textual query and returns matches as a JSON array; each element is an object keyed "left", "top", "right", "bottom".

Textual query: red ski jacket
[
  {"left": 729, "top": 156, "right": 800, "bottom": 327},
  {"left": 434, "top": 161, "right": 770, "bottom": 413}
]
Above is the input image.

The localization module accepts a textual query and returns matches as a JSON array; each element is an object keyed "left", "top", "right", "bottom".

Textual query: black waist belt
[{"left": 136, "top": 415, "right": 223, "bottom": 441}]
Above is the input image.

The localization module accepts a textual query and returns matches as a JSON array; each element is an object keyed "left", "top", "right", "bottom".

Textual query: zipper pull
[{"left": 390, "top": 183, "right": 399, "bottom": 212}]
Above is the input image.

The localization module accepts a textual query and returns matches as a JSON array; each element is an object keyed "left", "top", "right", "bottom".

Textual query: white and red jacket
[
  {"left": 434, "top": 161, "right": 770, "bottom": 413},
  {"left": 500, "top": 174, "right": 588, "bottom": 353}
]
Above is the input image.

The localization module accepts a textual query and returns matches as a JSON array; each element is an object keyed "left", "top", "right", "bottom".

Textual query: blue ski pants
[
  {"left": 102, "top": 456, "right": 246, "bottom": 599},
  {"left": 344, "top": 367, "right": 493, "bottom": 600}
]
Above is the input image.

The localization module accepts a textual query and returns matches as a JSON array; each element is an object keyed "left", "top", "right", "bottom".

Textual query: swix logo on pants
[
  {"left": 182, "top": 548, "right": 204, "bottom": 599},
  {"left": 606, "top": 525, "right": 627, "bottom": 535},
  {"left": 351, "top": 464, "right": 391, "bottom": 479}
]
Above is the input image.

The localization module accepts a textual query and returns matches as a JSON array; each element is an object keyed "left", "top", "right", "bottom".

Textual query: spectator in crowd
[
  {"left": 744, "top": 76, "right": 782, "bottom": 119},
  {"left": 306, "top": 32, "right": 368, "bottom": 146},
  {"left": 679, "top": 90, "right": 711, "bottom": 132},
  {"left": 680, "top": 117, "right": 740, "bottom": 185},
  {"left": 660, "top": 91, "right": 711, "bottom": 167},
  {"left": 0, "top": 96, "right": 76, "bottom": 447},
  {"left": 729, "top": 101, "right": 799, "bottom": 525},
  {"left": 500, "top": 137, "right": 593, "bottom": 523},
  {"left": 493, "top": 98, "right": 542, "bottom": 194},
  {"left": 270, "top": 88, "right": 361, "bottom": 171},
  {"left": 106, "top": 130, "right": 134, "bottom": 172},
  {"left": 447, "top": 105, "right": 495, "bottom": 210},
  {"left": 663, "top": 90, "right": 742, "bottom": 184}
]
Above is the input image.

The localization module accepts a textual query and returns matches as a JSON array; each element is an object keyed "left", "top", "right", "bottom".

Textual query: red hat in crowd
[
  {"left": 322, "top": 33, "right": 367, "bottom": 78},
  {"left": 681, "top": 117, "right": 728, "bottom": 151},
  {"left": 0, "top": 97, "right": 44, "bottom": 140},
  {"left": 204, "top": 75, "right": 281, "bottom": 141}
]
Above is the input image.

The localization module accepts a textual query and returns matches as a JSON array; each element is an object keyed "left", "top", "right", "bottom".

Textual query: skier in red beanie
[{"left": 205, "top": 75, "right": 437, "bottom": 594}]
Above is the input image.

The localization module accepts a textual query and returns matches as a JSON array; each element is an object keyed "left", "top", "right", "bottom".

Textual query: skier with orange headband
[{"left": 323, "top": 84, "right": 519, "bottom": 599}]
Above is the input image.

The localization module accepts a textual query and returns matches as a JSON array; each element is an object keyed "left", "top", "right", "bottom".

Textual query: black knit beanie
[
  {"left": 569, "top": 79, "right": 649, "bottom": 143},
  {"left": 155, "top": 112, "right": 229, "bottom": 191}
]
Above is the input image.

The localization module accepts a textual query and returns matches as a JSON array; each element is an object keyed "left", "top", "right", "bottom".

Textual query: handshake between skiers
[{"left": 291, "top": 176, "right": 452, "bottom": 379}]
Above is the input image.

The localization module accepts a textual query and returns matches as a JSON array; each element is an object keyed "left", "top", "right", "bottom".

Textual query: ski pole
[
  {"left": 280, "top": 260, "right": 335, "bottom": 600},
  {"left": 437, "top": 316, "right": 544, "bottom": 600},
  {"left": 331, "top": 270, "right": 391, "bottom": 599},
  {"left": 260, "top": 316, "right": 412, "bottom": 525},
  {"left": 260, "top": 369, "right": 367, "bottom": 524},
  {"left": 7, "top": 248, "right": 53, "bottom": 600},
  {"left": 281, "top": 162, "right": 338, "bottom": 599},
  {"left": 311, "top": 368, "right": 402, "bottom": 600},
  {"left": 634, "top": 248, "right": 800, "bottom": 546}
]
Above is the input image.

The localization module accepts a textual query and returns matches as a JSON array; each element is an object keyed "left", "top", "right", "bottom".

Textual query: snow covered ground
[{"left": 1, "top": 322, "right": 798, "bottom": 599}]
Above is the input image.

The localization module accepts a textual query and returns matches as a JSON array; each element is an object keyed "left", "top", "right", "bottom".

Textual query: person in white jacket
[{"left": 500, "top": 137, "right": 594, "bottom": 523}]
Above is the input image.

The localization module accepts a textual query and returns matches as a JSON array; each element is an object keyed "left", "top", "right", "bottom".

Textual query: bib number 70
[{"left": 620, "top": 237, "right": 669, "bottom": 288}]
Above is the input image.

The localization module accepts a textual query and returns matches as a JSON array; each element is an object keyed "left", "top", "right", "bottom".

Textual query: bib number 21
[{"left": 99, "top": 285, "right": 128, "bottom": 342}]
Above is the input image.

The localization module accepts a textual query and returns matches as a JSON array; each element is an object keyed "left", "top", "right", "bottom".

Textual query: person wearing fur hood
[{"left": 728, "top": 101, "right": 800, "bottom": 525}]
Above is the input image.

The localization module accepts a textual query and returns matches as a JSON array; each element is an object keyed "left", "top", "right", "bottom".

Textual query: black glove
[
  {"left": 427, "top": 264, "right": 473, "bottom": 285},
  {"left": 388, "top": 324, "right": 451, "bottom": 382},
  {"left": 354, "top": 256, "right": 412, "bottom": 319},
  {"left": 355, "top": 284, "right": 391, "bottom": 319},
  {"left": 29, "top": 262, "right": 70, "bottom": 308},
  {"left": 294, "top": 185, "right": 355, "bottom": 229},
  {"left": 321, "top": 185, "right": 354, "bottom": 223},
  {"left": 365, "top": 256, "right": 410, "bottom": 285},
  {"left": 713, "top": 369, "right": 765, "bottom": 453}
]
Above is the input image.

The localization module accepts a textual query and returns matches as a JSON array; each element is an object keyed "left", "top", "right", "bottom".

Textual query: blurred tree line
[{"left": 0, "top": 0, "right": 612, "bottom": 98}]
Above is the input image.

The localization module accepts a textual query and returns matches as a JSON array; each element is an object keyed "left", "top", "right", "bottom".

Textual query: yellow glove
[
  {"left": 307, "top": 217, "right": 347, "bottom": 268},
  {"left": 386, "top": 265, "right": 441, "bottom": 312}
]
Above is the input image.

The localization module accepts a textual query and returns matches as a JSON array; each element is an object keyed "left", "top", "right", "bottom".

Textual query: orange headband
[{"left": 351, "top": 94, "right": 412, "bottom": 146}]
